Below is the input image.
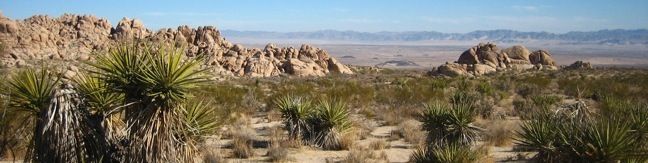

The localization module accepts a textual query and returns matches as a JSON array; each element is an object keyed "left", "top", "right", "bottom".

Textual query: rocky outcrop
[
  {"left": 433, "top": 43, "right": 557, "bottom": 77},
  {"left": 0, "top": 14, "right": 353, "bottom": 77},
  {"left": 502, "top": 45, "right": 530, "bottom": 64},
  {"left": 564, "top": 61, "right": 593, "bottom": 70},
  {"left": 529, "top": 50, "right": 556, "bottom": 66}
]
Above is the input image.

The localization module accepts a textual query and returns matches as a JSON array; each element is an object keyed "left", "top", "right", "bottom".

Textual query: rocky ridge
[
  {"left": 433, "top": 43, "right": 557, "bottom": 77},
  {"left": 0, "top": 13, "right": 353, "bottom": 77}
]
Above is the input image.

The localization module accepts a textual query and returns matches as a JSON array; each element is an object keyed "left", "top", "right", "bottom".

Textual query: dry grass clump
[
  {"left": 231, "top": 130, "right": 255, "bottom": 158},
  {"left": 229, "top": 114, "right": 256, "bottom": 158},
  {"left": 201, "top": 147, "right": 227, "bottom": 163},
  {"left": 342, "top": 146, "right": 389, "bottom": 163},
  {"left": 369, "top": 139, "right": 388, "bottom": 150},
  {"left": 339, "top": 130, "right": 359, "bottom": 150},
  {"left": 396, "top": 119, "right": 425, "bottom": 145},
  {"left": 484, "top": 120, "right": 517, "bottom": 147},
  {"left": 378, "top": 108, "right": 405, "bottom": 125},
  {"left": 267, "top": 143, "right": 290, "bottom": 162}
]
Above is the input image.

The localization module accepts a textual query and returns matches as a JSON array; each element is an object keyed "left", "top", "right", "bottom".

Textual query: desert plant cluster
[{"left": 1, "top": 44, "right": 648, "bottom": 162}]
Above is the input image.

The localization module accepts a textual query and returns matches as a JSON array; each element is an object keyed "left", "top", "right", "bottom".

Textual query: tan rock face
[
  {"left": 502, "top": 45, "right": 531, "bottom": 62},
  {"left": 457, "top": 43, "right": 508, "bottom": 68},
  {"left": 529, "top": 50, "right": 556, "bottom": 66},
  {"left": 434, "top": 42, "right": 558, "bottom": 76},
  {"left": 0, "top": 14, "right": 353, "bottom": 77}
]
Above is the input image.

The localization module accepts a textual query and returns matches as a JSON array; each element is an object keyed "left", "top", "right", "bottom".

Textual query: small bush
[
  {"left": 397, "top": 120, "right": 425, "bottom": 145},
  {"left": 201, "top": 147, "right": 227, "bottom": 163},
  {"left": 230, "top": 115, "right": 256, "bottom": 158},
  {"left": 267, "top": 143, "right": 289, "bottom": 162},
  {"left": 232, "top": 132, "right": 255, "bottom": 158},
  {"left": 343, "top": 146, "right": 388, "bottom": 163},
  {"left": 369, "top": 139, "right": 388, "bottom": 150},
  {"left": 484, "top": 120, "right": 515, "bottom": 146}
]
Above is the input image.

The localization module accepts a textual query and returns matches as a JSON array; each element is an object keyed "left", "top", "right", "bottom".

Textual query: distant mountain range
[{"left": 221, "top": 29, "right": 648, "bottom": 45}]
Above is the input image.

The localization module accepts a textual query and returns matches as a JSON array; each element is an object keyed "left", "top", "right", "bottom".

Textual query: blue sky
[{"left": 1, "top": 0, "right": 647, "bottom": 33}]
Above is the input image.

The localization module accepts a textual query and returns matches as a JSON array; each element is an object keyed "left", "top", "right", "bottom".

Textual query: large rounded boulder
[{"left": 502, "top": 45, "right": 531, "bottom": 62}]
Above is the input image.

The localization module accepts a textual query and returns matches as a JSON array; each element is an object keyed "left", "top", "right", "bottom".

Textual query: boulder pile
[
  {"left": 564, "top": 61, "right": 593, "bottom": 70},
  {"left": 433, "top": 43, "right": 557, "bottom": 77},
  {"left": 0, "top": 13, "right": 353, "bottom": 77}
]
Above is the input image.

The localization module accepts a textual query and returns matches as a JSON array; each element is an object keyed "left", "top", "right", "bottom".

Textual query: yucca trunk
[
  {"left": 125, "top": 106, "right": 182, "bottom": 162},
  {"left": 30, "top": 84, "right": 108, "bottom": 162}
]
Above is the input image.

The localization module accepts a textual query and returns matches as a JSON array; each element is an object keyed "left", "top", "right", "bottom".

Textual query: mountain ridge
[{"left": 222, "top": 29, "right": 648, "bottom": 45}]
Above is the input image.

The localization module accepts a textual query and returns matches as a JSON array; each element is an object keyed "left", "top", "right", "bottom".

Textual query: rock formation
[
  {"left": 433, "top": 43, "right": 557, "bottom": 77},
  {"left": 564, "top": 61, "right": 593, "bottom": 70},
  {"left": 0, "top": 14, "right": 353, "bottom": 77}
]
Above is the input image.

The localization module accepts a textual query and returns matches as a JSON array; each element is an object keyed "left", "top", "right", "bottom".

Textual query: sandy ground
[{"left": 203, "top": 114, "right": 531, "bottom": 163}]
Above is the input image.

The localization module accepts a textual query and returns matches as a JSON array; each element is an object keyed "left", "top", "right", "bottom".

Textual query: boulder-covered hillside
[{"left": 0, "top": 13, "right": 353, "bottom": 77}]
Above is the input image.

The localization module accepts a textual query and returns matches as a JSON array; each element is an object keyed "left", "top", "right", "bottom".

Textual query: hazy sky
[{"left": 1, "top": 0, "right": 647, "bottom": 33}]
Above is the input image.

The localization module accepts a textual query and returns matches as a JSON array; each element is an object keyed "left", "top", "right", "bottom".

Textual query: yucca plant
[
  {"left": 7, "top": 68, "right": 110, "bottom": 162},
  {"left": 422, "top": 101, "right": 482, "bottom": 145},
  {"left": 306, "top": 99, "right": 352, "bottom": 150},
  {"left": 562, "top": 119, "right": 641, "bottom": 162},
  {"left": 30, "top": 84, "right": 109, "bottom": 162},
  {"left": 514, "top": 112, "right": 563, "bottom": 162},
  {"left": 181, "top": 100, "right": 221, "bottom": 143},
  {"left": 90, "top": 45, "right": 208, "bottom": 162},
  {"left": 516, "top": 106, "right": 648, "bottom": 162},
  {"left": 8, "top": 68, "right": 58, "bottom": 114},
  {"left": 274, "top": 95, "right": 313, "bottom": 141},
  {"left": 74, "top": 74, "right": 125, "bottom": 140},
  {"left": 410, "top": 143, "right": 481, "bottom": 163}
]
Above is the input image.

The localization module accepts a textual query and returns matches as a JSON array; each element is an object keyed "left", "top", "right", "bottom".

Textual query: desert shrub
[
  {"left": 452, "top": 78, "right": 473, "bottom": 92},
  {"left": 484, "top": 120, "right": 515, "bottom": 146},
  {"left": 369, "top": 139, "right": 388, "bottom": 150},
  {"left": 518, "top": 73, "right": 552, "bottom": 88},
  {"left": 305, "top": 99, "right": 352, "bottom": 150},
  {"left": 530, "top": 95, "right": 562, "bottom": 110},
  {"left": 230, "top": 119, "right": 256, "bottom": 158},
  {"left": 343, "top": 146, "right": 388, "bottom": 163},
  {"left": 421, "top": 96, "right": 482, "bottom": 145},
  {"left": 319, "top": 79, "right": 374, "bottom": 110},
  {"left": 476, "top": 82, "right": 495, "bottom": 97},
  {"left": 195, "top": 84, "right": 253, "bottom": 114},
  {"left": 338, "top": 131, "right": 358, "bottom": 150},
  {"left": 201, "top": 147, "right": 226, "bottom": 163},
  {"left": 397, "top": 120, "right": 425, "bottom": 145},
  {"left": 267, "top": 142, "right": 289, "bottom": 162},
  {"left": 232, "top": 135, "right": 255, "bottom": 158},
  {"left": 410, "top": 143, "right": 482, "bottom": 163},
  {"left": 513, "top": 95, "right": 561, "bottom": 119}
]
